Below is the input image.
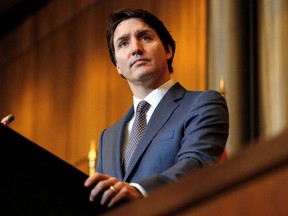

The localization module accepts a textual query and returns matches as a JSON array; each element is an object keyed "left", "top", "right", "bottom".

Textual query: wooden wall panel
[
  {"left": 152, "top": 0, "right": 207, "bottom": 90},
  {"left": 67, "top": 5, "right": 110, "bottom": 167},
  {"left": 0, "top": 18, "right": 34, "bottom": 70},
  {"left": 34, "top": 25, "right": 72, "bottom": 160},
  {"left": 0, "top": 50, "right": 37, "bottom": 138},
  {"left": 0, "top": 0, "right": 206, "bottom": 174},
  {"left": 35, "top": 0, "right": 96, "bottom": 40}
]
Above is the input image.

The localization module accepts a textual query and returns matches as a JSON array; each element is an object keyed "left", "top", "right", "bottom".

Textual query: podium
[
  {"left": 3, "top": 123, "right": 288, "bottom": 215},
  {"left": 0, "top": 124, "right": 107, "bottom": 216}
]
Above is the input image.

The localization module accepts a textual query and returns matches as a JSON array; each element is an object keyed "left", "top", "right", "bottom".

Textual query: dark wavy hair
[{"left": 106, "top": 8, "right": 176, "bottom": 73}]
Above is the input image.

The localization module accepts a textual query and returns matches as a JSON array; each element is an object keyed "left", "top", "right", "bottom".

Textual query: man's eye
[
  {"left": 119, "top": 41, "right": 128, "bottom": 48},
  {"left": 141, "top": 35, "right": 151, "bottom": 41}
]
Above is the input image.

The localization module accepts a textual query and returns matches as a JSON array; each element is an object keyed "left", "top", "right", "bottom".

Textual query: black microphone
[{"left": 1, "top": 114, "right": 15, "bottom": 126}]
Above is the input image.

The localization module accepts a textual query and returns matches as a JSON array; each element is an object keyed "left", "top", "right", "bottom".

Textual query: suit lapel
[
  {"left": 114, "top": 106, "right": 134, "bottom": 180},
  {"left": 124, "top": 83, "right": 186, "bottom": 180}
]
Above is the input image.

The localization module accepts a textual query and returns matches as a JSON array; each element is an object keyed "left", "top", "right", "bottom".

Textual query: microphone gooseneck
[{"left": 1, "top": 114, "right": 15, "bottom": 126}]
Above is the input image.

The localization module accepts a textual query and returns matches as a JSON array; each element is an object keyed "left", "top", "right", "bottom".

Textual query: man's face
[{"left": 113, "top": 18, "right": 172, "bottom": 88}]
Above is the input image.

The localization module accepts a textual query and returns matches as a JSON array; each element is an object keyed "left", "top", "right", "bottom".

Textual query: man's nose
[{"left": 131, "top": 39, "right": 143, "bottom": 56}]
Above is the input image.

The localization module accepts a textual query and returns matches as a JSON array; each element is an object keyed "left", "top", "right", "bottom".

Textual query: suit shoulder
[{"left": 186, "top": 90, "right": 225, "bottom": 102}]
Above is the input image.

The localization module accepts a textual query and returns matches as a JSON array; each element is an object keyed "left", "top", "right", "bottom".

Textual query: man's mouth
[{"left": 130, "top": 58, "right": 150, "bottom": 67}]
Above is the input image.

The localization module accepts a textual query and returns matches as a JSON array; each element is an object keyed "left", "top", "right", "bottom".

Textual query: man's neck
[{"left": 129, "top": 78, "right": 172, "bottom": 99}]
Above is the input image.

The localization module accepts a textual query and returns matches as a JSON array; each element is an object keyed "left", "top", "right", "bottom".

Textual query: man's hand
[{"left": 84, "top": 172, "right": 142, "bottom": 207}]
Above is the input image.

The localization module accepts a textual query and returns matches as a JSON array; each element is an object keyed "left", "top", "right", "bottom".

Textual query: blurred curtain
[
  {"left": 258, "top": 0, "right": 288, "bottom": 138},
  {"left": 207, "top": 0, "right": 258, "bottom": 156},
  {"left": 208, "top": 0, "right": 288, "bottom": 157}
]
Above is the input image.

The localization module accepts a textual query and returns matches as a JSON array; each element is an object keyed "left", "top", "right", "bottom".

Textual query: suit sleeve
[{"left": 136, "top": 90, "right": 229, "bottom": 192}]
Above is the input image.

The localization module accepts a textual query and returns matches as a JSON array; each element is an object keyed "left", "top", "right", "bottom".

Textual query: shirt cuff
[{"left": 129, "top": 183, "right": 148, "bottom": 198}]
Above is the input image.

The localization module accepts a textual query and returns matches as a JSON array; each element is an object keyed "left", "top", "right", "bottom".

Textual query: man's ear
[
  {"left": 166, "top": 45, "right": 173, "bottom": 60},
  {"left": 116, "top": 63, "right": 127, "bottom": 79},
  {"left": 116, "top": 63, "right": 122, "bottom": 75}
]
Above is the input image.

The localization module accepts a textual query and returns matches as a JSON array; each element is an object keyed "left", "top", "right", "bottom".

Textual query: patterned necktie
[{"left": 123, "top": 100, "right": 150, "bottom": 172}]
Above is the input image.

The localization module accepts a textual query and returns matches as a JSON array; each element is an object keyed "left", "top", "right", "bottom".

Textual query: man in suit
[{"left": 84, "top": 8, "right": 229, "bottom": 208}]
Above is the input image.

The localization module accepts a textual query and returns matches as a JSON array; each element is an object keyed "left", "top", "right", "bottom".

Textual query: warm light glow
[
  {"left": 220, "top": 76, "right": 226, "bottom": 97},
  {"left": 88, "top": 139, "right": 97, "bottom": 176}
]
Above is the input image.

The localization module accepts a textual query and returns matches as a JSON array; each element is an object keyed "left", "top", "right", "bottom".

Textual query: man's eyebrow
[
  {"left": 115, "top": 33, "right": 130, "bottom": 45},
  {"left": 115, "top": 29, "right": 154, "bottom": 44},
  {"left": 135, "top": 29, "right": 154, "bottom": 36}
]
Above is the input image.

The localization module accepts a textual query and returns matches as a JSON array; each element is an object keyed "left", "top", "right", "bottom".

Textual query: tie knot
[{"left": 136, "top": 100, "right": 150, "bottom": 113}]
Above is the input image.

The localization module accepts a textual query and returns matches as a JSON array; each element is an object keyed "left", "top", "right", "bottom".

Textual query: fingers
[
  {"left": 106, "top": 182, "right": 128, "bottom": 207},
  {"left": 100, "top": 181, "right": 125, "bottom": 207},
  {"left": 84, "top": 173, "right": 143, "bottom": 207},
  {"left": 84, "top": 172, "right": 109, "bottom": 187},
  {"left": 104, "top": 182, "right": 142, "bottom": 207},
  {"left": 89, "top": 176, "right": 118, "bottom": 202}
]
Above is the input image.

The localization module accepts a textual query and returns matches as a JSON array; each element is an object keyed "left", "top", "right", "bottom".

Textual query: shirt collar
[{"left": 132, "top": 79, "right": 175, "bottom": 112}]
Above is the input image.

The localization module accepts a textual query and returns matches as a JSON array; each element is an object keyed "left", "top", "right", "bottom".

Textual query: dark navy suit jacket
[{"left": 96, "top": 82, "right": 229, "bottom": 192}]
